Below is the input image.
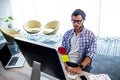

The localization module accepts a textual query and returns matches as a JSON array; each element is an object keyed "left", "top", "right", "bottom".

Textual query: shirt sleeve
[{"left": 86, "top": 33, "right": 97, "bottom": 60}]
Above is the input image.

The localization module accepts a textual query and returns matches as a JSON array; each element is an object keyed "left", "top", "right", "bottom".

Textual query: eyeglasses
[{"left": 71, "top": 19, "right": 82, "bottom": 24}]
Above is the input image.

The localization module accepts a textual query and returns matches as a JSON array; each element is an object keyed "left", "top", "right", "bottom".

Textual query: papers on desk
[{"left": 88, "top": 74, "right": 111, "bottom": 80}]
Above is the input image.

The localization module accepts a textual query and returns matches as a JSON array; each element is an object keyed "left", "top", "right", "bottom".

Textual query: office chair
[
  {"left": 0, "top": 27, "right": 24, "bottom": 55},
  {"left": 42, "top": 20, "right": 60, "bottom": 35},
  {"left": 23, "top": 20, "right": 41, "bottom": 40},
  {"left": 0, "top": 27, "right": 24, "bottom": 43}
]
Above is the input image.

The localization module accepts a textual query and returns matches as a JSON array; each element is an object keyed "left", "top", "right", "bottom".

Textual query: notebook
[{"left": 0, "top": 44, "right": 25, "bottom": 68}]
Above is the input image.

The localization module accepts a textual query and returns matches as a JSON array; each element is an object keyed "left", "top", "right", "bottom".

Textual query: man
[{"left": 61, "top": 9, "right": 97, "bottom": 74}]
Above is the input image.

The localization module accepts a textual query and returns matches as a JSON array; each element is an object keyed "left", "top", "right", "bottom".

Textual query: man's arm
[{"left": 80, "top": 56, "right": 91, "bottom": 68}]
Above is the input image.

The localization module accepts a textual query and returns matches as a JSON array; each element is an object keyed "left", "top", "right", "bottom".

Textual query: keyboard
[
  {"left": 67, "top": 72, "right": 79, "bottom": 79},
  {"left": 8, "top": 57, "right": 19, "bottom": 66},
  {"left": 88, "top": 74, "right": 111, "bottom": 80}
]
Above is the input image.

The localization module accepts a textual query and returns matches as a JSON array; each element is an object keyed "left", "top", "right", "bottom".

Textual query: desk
[{"left": 0, "top": 61, "right": 91, "bottom": 80}]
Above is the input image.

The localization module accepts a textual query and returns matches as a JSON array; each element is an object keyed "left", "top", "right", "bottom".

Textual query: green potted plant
[{"left": 5, "top": 16, "right": 14, "bottom": 28}]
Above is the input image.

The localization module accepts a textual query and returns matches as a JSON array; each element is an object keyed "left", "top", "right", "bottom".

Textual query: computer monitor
[{"left": 14, "top": 37, "right": 68, "bottom": 80}]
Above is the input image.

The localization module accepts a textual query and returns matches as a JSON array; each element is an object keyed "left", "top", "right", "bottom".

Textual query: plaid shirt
[{"left": 62, "top": 27, "right": 97, "bottom": 62}]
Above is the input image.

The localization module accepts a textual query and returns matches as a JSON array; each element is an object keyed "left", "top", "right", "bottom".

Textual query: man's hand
[
  {"left": 64, "top": 62, "right": 82, "bottom": 74},
  {"left": 67, "top": 66, "right": 82, "bottom": 74}
]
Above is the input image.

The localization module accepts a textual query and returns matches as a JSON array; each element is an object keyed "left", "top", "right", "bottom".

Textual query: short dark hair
[{"left": 71, "top": 9, "right": 86, "bottom": 20}]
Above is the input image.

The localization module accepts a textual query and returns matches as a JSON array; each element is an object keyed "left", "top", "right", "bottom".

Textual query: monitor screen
[{"left": 14, "top": 37, "right": 66, "bottom": 80}]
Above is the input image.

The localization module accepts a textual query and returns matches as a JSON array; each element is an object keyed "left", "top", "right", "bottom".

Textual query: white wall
[
  {"left": 0, "top": 0, "right": 12, "bottom": 27},
  {"left": 100, "top": 0, "right": 120, "bottom": 37}
]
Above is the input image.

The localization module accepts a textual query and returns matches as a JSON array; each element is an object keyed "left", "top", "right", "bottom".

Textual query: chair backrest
[
  {"left": 42, "top": 20, "right": 60, "bottom": 35},
  {"left": 0, "top": 27, "right": 23, "bottom": 42},
  {"left": 23, "top": 20, "right": 42, "bottom": 34}
]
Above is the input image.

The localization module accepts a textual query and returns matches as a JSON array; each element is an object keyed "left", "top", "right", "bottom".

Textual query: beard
[
  {"left": 74, "top": 26, "right": 80, "bottom": 30},
  {"left": 74, "top": 25, "right": 83, "bottom": 33},
  {"left": 74, "top": 25, "right": 82, "bottom": 30}
]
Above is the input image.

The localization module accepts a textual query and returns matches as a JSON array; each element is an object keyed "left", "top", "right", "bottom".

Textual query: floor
[{"left": 91, "top": 54, "right": 120, "bottom": 80}]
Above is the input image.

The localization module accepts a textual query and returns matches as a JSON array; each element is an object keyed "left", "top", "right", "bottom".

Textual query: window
[{"left": 10, "top": 0, "right": 120, "bottom": 37}]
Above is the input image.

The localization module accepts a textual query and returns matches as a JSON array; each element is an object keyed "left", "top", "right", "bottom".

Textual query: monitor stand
[
  {"left": 30, "top": 61, "right": 59, "bottom": 80},
  {"left": 30, "top": 61, "right": 41, "bottom": 80}
]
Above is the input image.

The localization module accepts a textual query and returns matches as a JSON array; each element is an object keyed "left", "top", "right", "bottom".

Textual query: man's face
[{"left": 71, "top": 15, "right": 84, "bottom": 30}]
